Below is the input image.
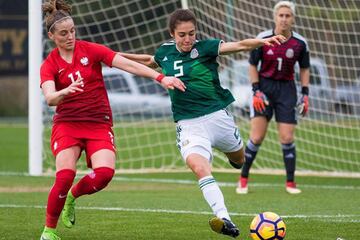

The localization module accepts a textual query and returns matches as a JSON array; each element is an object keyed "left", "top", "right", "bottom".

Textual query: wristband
[
  {"left": 252, "top": 82, "right": 260, "bottom": 92},
  {"left": 301, "top": 86, "right": 309, "bottom": 95},
  {"left": 155, "top": 74, "right": 165, "bottom": 83}
]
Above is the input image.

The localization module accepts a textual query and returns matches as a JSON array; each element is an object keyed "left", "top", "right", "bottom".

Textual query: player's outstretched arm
[
  {"left": 112, "top": 54, "right": 185, "bottom": 92},
  {"left": 118, "top": 52, "right": 158, "bottom": 69},
  {"left": 41, "top": 77, "right": 84, "bottom": 106},
  {"left": 219, "top": 35, "right": 286, "bottom": 55}
]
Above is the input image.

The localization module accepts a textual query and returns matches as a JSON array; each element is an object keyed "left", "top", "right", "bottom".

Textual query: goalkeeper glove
[
  {"left": 252, "top": 82, "right": 269, "bottom": 113},
  {"left": 297, "top": 86, "right": 309, "bottom": 117}
]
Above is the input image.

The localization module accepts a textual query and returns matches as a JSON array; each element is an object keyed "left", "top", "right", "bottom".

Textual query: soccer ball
[{"left": 250, "top": 212, "right": 286, "bottom": 240}]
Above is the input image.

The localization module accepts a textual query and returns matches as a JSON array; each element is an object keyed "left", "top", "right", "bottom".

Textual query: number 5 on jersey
[{"left": 174, "top": 60, "right": 184, "bottom": 77}]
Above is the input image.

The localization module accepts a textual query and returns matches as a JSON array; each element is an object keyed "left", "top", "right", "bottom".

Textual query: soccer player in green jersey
[{"left": 121, "top": 9, "right": 285, "bottom": 238}]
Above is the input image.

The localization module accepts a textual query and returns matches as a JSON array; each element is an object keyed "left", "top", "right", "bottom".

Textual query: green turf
[
  {"left": 0, "top": 124, "right": 28, "bottom": 172},
  {"left": 0, "top": 173, "right": 359, "bottom": 239},
  {"left": 0, "top": 123, "right": 359, "bottom": 239},
  {"left": 7, "top": 119, "right": 356, "bottom": 172}
]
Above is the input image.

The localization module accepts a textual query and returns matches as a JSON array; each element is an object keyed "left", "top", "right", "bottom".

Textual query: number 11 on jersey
[{"left": 68, "top": 70, "right": 83, "bottom": 83}]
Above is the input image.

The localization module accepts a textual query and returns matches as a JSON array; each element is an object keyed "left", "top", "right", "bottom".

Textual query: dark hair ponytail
[{"left": 42, "top": 0, "right": 72, "bottom": 32}]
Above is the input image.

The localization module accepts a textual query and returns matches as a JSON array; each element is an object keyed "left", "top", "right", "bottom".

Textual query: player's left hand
[
  {"left": 297, "top": 94, "right": 309, "bottom": 117},
  {"left": 161, "top": 77, "right": 186, "bottom": 92},
  {"left": 263, "top": 35, "right": 286, "bottom": 47}
]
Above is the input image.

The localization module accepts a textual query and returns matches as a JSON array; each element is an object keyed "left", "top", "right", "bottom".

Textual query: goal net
[{"left": 37, "top": 0, "right": 360, "bottom": 176}]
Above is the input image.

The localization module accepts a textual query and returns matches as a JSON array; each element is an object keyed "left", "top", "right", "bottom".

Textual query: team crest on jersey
[
  {"left": 80, "top": 57, "right": 89, "bottom": 66},
  {"left": 190, "top": 48, "right": 199, "bottom": 59},
  {"left": 285, "top": 48, "right": 294, "bottom": 58}
]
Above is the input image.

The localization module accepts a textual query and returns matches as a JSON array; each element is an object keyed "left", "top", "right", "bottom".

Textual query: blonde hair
[{"left": 273, "top": 1, "right": 295, "bottom": 18}]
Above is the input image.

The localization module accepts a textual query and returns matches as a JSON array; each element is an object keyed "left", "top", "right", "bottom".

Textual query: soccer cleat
[
  {"left": 209, "top": 217, "right": 240, "bottom": 238},
  {"left": 61, "top": 191, "right": 76, "bottom": 228},
  {"left": 40, "top": 227, "right": 61, "bottom": 240},
  {"left": 236, "top": 176, "right": 248, "bottom": 194},
  {"left": 286, "top": 181, "right": 302, "bottom": 194}
]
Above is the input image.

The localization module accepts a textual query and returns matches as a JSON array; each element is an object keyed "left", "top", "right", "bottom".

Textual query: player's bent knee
[
  {"left": 192, "top": 164, "right": 210, "bottom": 176},
  {"left": 227, "top": 149, "right": 245, "bottom": 164},
  {"left": 93, "top": 167, "right": 115, "bottom": 190}
]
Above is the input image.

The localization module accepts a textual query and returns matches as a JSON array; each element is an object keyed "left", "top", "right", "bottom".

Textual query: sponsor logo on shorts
[
  {"left": 182, "top": 139, "right": 190, "bottom": 147},
  {"left": 234, "top": 128, "right": 240, "bottom": 140}
]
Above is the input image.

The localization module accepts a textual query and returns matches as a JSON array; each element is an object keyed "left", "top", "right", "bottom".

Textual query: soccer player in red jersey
[
  {"left": 39, "top": 1, "right": 185, "bottom": 239},
  {"left": 236, "top": 1, "right": 310, "bottom": 195}
]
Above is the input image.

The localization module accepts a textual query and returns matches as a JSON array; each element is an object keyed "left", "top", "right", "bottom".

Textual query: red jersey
[
  {"left": 249, "top": 30, "right": 310, "bottom": 81},
  {"left": 40, "top": 40, "right": 117, "bottom": 125}
]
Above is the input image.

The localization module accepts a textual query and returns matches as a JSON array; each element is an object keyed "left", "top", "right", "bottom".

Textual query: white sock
[{"left": 199, "top": 175, "right": 231, "bottom": 220}]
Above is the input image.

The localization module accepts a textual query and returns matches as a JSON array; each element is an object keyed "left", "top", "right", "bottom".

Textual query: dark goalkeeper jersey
[{"left": 249, "top": 29, "right": 310, "bottom": 81}]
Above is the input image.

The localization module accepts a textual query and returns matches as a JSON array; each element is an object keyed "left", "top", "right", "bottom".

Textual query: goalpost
[
  {"left": 29, "top": 0, "right": 360, "bottom": 177},
  {"left": 29, "top": 0, "right": 43, "bottom": 175}
]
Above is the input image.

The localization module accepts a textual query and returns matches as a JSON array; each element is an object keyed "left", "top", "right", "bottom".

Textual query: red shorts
[{"left": 50, "top": 122, "right": 116, "bottom": 168}]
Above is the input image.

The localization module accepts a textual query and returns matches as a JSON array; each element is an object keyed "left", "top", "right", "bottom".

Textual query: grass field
[
  {"left": 1, "top": 123, "right": 360, "bottom": 239},
  {"left": 38, "top": 119, "right": 360, "bottom": 173}
]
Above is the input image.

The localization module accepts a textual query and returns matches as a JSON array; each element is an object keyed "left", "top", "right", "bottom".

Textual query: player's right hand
[
  {"left": 263, "top": 34, "right": 286, "bottom": 47},
  {"left": 65, "top": 77, "right": 84, "bottom": 95},
  {"left": 253, "top": 90, "right": 269, "bottom": 113}
]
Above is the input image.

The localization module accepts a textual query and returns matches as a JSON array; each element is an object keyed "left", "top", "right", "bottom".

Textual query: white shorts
[{"left": 176, "top": 109, "right": 243, "bottom": 162}]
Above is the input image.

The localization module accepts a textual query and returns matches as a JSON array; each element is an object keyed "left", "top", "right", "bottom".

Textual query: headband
[{"left": 48, "top": 16, "right": 72, "bottom": 32}]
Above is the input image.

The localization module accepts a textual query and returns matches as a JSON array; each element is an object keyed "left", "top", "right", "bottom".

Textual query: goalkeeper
[
  {"left": 236, "top": 1, "right": 310, "bottom": 195},
  {"left": 120, "top": 9, "right": 285, "bottom": 238}
]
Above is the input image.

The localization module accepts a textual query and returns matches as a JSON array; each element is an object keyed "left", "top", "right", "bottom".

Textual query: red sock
[
  {"left": 240, "top": 176, "right": 248, "bottom": 188},
  {"left": 286, "top": 181, "right": 297, "bottom": 188},
  {"left": 45, "top": 169, "right": 76, "bottom": 228},
  {"left": 71, "top": 167, "right": 114, "bottom": 198}
]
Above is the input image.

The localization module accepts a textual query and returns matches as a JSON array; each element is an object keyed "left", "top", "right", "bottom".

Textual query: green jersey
[{"left": 154, "top": 39, "right": 235, "bottom": 121}]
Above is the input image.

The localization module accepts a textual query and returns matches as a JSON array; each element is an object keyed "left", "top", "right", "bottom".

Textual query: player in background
[
  {"left": 39, "top": 1, "right": 185, "bottom": 239},
  {"left": 120, "top": 9, "right": 285, "bottom": 238},
  {"left": 236, "top": 1, "right": 310, "bottom": 195}
]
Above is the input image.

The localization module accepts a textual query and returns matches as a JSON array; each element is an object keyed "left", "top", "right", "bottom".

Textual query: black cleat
[
  {"left": 229, "top": 160, "right": 243, "bottom": 169},
  {"left": 209, "top": 217, "right": 240, "bottom": 238}
]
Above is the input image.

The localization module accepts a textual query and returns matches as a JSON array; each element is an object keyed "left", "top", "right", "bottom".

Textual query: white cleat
[
  {"left": 236, "top": 186, "right": 248, "bottom": 194},
  {"left": 286, "top": 186, "right": 302, "bottom": 194}
]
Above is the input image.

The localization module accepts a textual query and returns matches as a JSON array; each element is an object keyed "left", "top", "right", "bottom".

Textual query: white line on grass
[
  {"left": 111, "top": 177, "right": 360, "bottom": 190},
  {"left": 0, "top": 172, "right": 359, "bottom": 190},
  {"left": 0, "top": 204, "right": 359, "bottom": 223}
]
